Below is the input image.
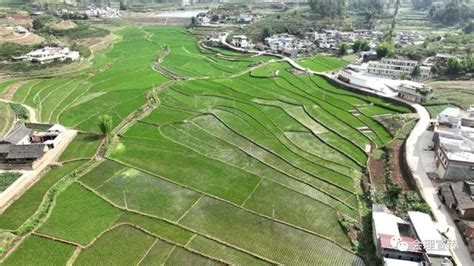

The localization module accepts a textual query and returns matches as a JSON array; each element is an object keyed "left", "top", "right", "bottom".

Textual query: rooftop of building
[
  {"left": 451, "top": 181, "right": 474, "bottom": 211},
  {"left": 408, "top": 211, "right": 451, "bottom": 257},
  {"left": 5, "top": 144, "right": 45, "bottom": 160},
  {"left": 0, "top": 124, "right": 33, "bottom": 145}
]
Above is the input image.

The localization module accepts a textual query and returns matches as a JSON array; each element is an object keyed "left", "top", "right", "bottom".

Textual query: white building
[
  {"left": 231, "top": 35, "right": 250, "bottom": 49},
  {"left": 13, "top": 46, "right": 80, "bottom": 64},
  {"left": 368, "top": 58, "right": 431, "bottom": 80}
]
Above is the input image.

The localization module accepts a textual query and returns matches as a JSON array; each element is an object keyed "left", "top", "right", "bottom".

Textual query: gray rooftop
[
  {"left": 1, "top": 125, "right": 33, "bottom": 145},
  {"left": 451, "top": 181, "right": 474, "bottom": 211},
  {"left": 5, "top": 144, "right": 45, "bottom": 160}
]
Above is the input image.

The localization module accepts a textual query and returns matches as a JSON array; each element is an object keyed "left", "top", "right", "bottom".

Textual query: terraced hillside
[{"left": 1, "top": 25, "right": 412, "bottom": 265}]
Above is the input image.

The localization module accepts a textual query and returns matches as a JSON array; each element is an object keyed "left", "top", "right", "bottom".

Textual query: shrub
[
  {"left": 0, "top": 172, "right": 22, "bottom": 192},
  {"left": 0, "top": 43, "right": 33, "bottom": 61},
  {"left": 71, "top": 43, "right": 91, "bottom": 58},
  {"left": 9, "top": 103, "right": 29, "bottom": 119},
  {"left": 376, "top": 42, "right": 395, "bottom": 58}
]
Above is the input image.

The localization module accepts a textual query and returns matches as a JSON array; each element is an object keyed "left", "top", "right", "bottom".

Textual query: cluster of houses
[
  {"left": 372, "top": 204, "right": 454, "bottom": 265},
  {"left": 225, "top": 28, "right": 384, "bottom": 57},
  {"left": 194, "top": 11, "right": 258, "bottom": 26},
  {"left": 432, "top": 106, "right": 474, "bottom": 259},
  {"left": 394, "top": 31, "right": 426, "bottom": 46},
  {"left": 307, "top": 29, "right": 382, "bottom": 53},
  {"left": 259, "top": 33, "right": 314, "bottom": 57},
  {"left": 12, "top": 46, "right": 80, "bottom": 64},
  {"left": 56, "top": 6, "right": 120, "bottom": 19},
  {"left": 0, "top": 123, "right": 66, "bottom": 170}
]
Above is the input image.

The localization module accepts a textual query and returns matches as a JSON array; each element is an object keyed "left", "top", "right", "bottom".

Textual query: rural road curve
[{"left": 405, "top": 103, "right": 472, "bottom": 265}]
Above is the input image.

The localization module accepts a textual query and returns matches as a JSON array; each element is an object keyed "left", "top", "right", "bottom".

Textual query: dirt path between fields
[
  {"left": 1, "top": 80, "right": 29, "bottom": 101},
  {"left": 0, "top": 99, "right": 37, "bottom": 123}
]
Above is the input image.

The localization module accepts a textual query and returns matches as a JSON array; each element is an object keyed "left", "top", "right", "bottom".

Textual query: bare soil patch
[
  {"left": 1, "top": 80, "right": 29, "bottom": 101},
  {"left": 388, "top": 140, "right": 415, "bottom": 191},
  {"left": 368, "top": 152, "right": 386, "bottom": 193},
  {"left": 50, "top": 20, "right": 76, "bottom": 30}
]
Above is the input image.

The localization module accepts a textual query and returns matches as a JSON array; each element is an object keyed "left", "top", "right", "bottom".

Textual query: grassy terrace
[
  {"left": 1, "top": 25, "right": 412, "bottom": 265},
  {"left": 0, "top": 102, "right": 14, "bottom": 138}
]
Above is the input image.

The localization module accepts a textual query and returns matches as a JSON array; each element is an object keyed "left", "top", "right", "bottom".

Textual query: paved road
[{"left": 405, "top": 103, "right": 472, "bottom": 265}]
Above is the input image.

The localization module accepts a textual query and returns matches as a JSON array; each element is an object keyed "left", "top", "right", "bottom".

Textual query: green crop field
[
  {"left": 0, "top": 101, "right": 14, "bottom": 138},
  {"left": 1, "top": 24, "right": 412, "bottom": 265},
  {"left": 3, "top": 235, "right": 75, "bottom": 266},
  {"left": 298, "top": 55, "right": 349, "bottom": 72}
]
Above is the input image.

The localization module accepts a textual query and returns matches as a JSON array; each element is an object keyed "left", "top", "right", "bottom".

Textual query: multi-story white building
[
  {"left": 13, "top": 46, "right": 80, "bottom": 64},
  {"left": 368, "top": 58, "right": 431, "bottom": 80}
]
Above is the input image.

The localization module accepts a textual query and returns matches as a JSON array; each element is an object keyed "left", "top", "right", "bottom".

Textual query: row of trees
[
  {"left": 447, "top": 56, "right": 474, "bottom": 75},
  {"left": 308, "top": 0, "right": 346, "bottom": 18},
  {"left": 429, "top": 0, "right": 473, "bottom": 26},
  {"left": 309, "top": 0, "right": 394, "bottom": 18}
]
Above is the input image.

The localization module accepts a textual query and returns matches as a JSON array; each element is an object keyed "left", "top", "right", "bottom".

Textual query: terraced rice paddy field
[
  {"left": 0, "top": 102, "right": 14, "bottom": 138},
  {"left": 0, "top": 25, "right": 412, "bottom": 265}
]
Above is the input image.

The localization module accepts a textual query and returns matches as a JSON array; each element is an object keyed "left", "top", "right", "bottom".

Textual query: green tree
[
  {"left": 352, "top": 39, "right": 370, "bottom": 52},
  {"left": 464, "top": 21, "right": 474, "bottom": 34},
  {"left": 262, "top": 26, "right": 273, "bottom": 39},
  {"left": 32, "top": 18, "right": 44, "bottom": 31},
  {"left": 411, "top": 65, "right": 421, "bottom": 79},
  {"left": 339, "top": 43, "right": 349, "bottom": 56},
  {"left": 120, "top": 1, "right": 127, "bottom": 10},
  {"left": 376, "top": 42, "right": 395, "bottom": 58},
  {"left": 309, "top": 0, "right": 345, "bottom": 18},
  {"left": 98, "top": 115, "right": 113, "bottom": 144},
  {"left": 447, "top": 57, "right": 463, "bottom": 75}
]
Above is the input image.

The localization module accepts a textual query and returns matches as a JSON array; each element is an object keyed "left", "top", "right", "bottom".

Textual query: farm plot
[
  {"left": 144, "top": 26, "right": 273, "bottom": 78},
  {"left": 297, "top": 55, "right": 348, "bottom": 72},
  {"left": 37, "top": 183, "right": 122, "bottom": 245},
  {"left": 0, "top": 161, "right": 86, "bottom": 231},
  {"left": 3, "top": 235, "right": 75, "bottom": 266},
  {"left": 179, "top": 197, "right": 364, "bottom": 265},
  {"left": 58, "top": 133, "right": 102, "bottom": 161},
  {"left": 74, "top": 225, "right": 156, "bottom": 266},
  {"left": 84, "top": 162, "right": 202, "bottom": 221}
]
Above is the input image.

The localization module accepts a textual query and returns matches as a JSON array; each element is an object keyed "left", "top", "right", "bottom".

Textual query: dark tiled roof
[
  {"left": 6, "top": 144, "right": 45, "bottom": 160},
  {"left": 2, "top": 125, "right": 33, "bottom": 144},
  {"left": 0, "top": 144, "right": 11, "bottom": 154},
  {"left": 451, "top": 182, "right": 474, "bottom": 211},
  {"left": 439, "top": 183, "right": 455, "bottom": 208}
]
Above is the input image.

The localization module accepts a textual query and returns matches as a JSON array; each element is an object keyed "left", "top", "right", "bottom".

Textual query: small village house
[
  {"left": 13, "top": 46, "right": 80, "bottom": 65},
  {"left": 0, "top": 123, "right": 66, "bottom": 170},
  {"left": 439, "top": 181, "right": 474, "bottom": 219},
  {"left": 372, "top": 205, "right": 454, "bottom": 265},
  {"left": 231, "top": 35, "right": 250, "bottom": 49},
  {"left": 432, "top": 107, "right": 474, "bottom": 180}
]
